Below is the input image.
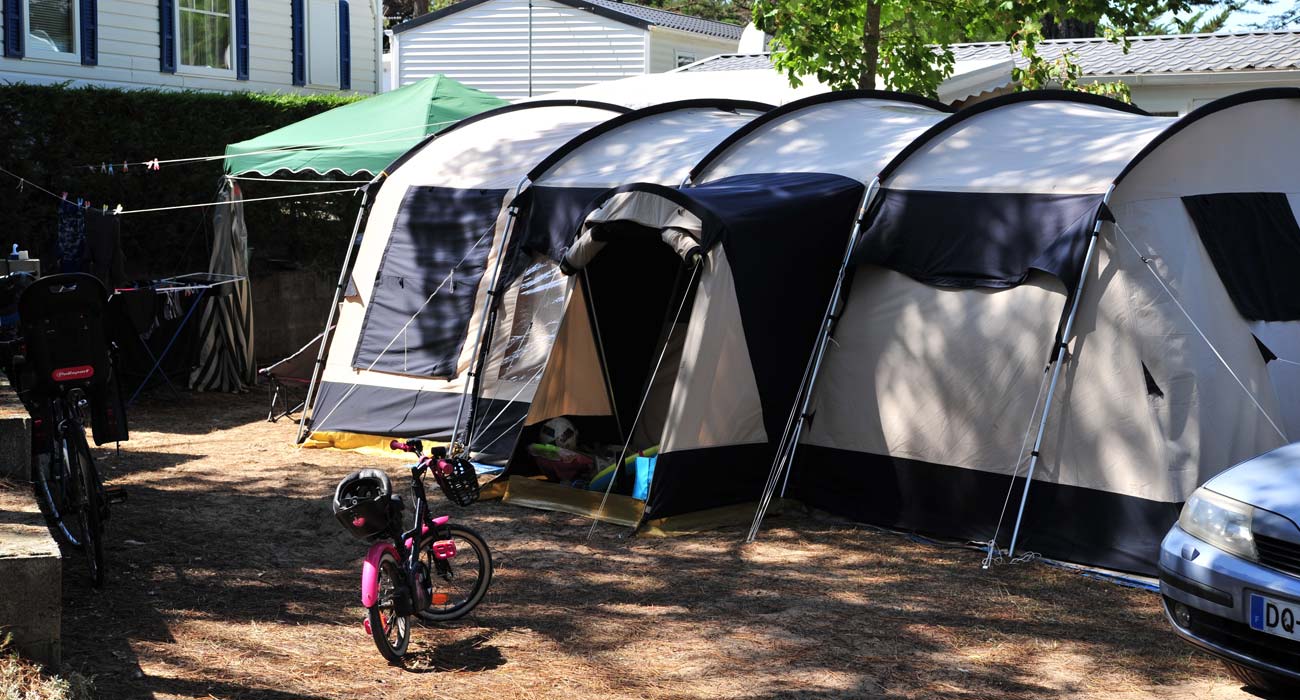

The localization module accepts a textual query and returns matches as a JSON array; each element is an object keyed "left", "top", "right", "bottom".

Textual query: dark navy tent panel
[
  {"left": 692, "top": 173, "right": 864, "bottom": 440},
  {"left": 856, "top": 189, "right": 1105, "bottom": 289},
  {"left": 310, "top": 380, "right": 527, "bottom": 461},
  {"left": 1182, "top": 192, "right": 1300, "bottom": 322},
  {"left": 625, "top": 172, "right": 865, "bottom": 519},
  {"left": 788, "top": 445, "right": 1178, "bottom": 575},
  {"left": 517, "top": 186, "right": 610, "bottom": 263},
  {"left": 353, "top": 186, "right": 505, "bottom": 377}
]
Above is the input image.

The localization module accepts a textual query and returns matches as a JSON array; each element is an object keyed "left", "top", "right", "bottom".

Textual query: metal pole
[
  {"left": 746, "top": 178, "right": 879, "bottom": 543},
  {"left": 454, "top": 176, "right": 530, "bottom": 452},
  {"left": 296, "top": 184, "right": 372, "bottom": 443},
  {"left": 527, "top": 0, "right": 533, "bottom": 98},
  {"left": 1005, "top": 185, "right": 1114, "bottom": 558}
]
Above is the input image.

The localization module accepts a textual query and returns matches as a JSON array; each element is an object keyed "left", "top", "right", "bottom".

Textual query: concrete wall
[
  {"left": 251, "top": 269, "right": 335, "bottom": 365},
  {"left": 0, "top": 379, "right": 60, "bottom": 667}
]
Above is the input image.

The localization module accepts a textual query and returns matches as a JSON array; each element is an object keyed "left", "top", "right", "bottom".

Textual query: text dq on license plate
[{"left": 1250, "top": 593, "right": 1300, "bottom": 641}]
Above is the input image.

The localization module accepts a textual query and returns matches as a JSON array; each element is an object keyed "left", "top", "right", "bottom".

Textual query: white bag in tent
[{"left": 785, "top": 89, "right": 1300, "bottom": 574}]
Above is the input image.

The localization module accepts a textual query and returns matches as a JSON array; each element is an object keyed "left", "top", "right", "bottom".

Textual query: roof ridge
[
  {"left": 583, "top": 0, "right": 742, "bottom": 31},
  {"left": 948, "top": 28, "right": 1300, "bottom": 49}
]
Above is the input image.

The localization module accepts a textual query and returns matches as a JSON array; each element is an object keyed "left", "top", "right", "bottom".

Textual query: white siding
[
  {"left": 0, "top": 0, "right": 377, "bottom": 93},
  {"left": 394, "top": 0, "right": 645, "bottom": 101},
  {"left": 646, "top": 26, "right": 735, "bottom": 73}
]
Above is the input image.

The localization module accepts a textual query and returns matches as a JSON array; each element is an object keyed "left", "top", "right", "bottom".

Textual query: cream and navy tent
[{"left": 779, "top": 89, "right": 1300, "bottom": 573}]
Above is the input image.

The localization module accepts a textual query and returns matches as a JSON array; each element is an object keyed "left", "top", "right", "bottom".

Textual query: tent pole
[
  {"left": 296, "top": 183, "right": 372, "bottom": 444},
  {"left": 745, "top": 178, "right": 879, "bottom": 543},
  {"left": 1005, "top": 185, "right": 1115, "bottom": 559},
  {"left": 456, "top": 177, "right": 530, "bottom": 453}
]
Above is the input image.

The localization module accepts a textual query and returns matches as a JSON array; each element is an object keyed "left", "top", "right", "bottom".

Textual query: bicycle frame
[{"left": 360, "top": 457, "right": 456, "bottom": 613}]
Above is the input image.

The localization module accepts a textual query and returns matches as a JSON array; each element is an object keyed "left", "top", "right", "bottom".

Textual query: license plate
[{"left": 1249, "top": 593, "right": 1300, "bottom": 641}]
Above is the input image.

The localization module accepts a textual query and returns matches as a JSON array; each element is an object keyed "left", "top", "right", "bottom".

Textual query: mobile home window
[
  {"left": 674, "top": 50, "right": 696, "bottom": 68},
  {"left": 177, "top": 0, "right": 235, "bottom": 72},
  {"left": 27, "top": 0, "right": 78, "bottom": 57}
]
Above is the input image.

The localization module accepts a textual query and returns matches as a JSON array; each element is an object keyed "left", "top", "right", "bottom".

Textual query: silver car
[{"left": 1161, "top": 442, "right": 1300, "bottom": 693}]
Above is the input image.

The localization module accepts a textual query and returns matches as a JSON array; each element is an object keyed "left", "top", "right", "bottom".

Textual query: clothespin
[
  {"left": 122, "top": 161, "right": 129, "bottom": 172},
  {"left": 84, "top": 200, "right": 91, "bottom": 209},
  {"left": 87, "top": 166, "right": 95, "bottom": 173},
  {"left": 100, "top": 163, "right": 108, "bottom": 174},
  {"left": 147, "top": 158, "right": 161, "bottom": 171},
  {"left": 76, "top": 197, "right": 83, "bottom": 207},
  {"left": 61, "top": 191, "right": 68, "bottom": 201},
  {"left": 113, "top": 204, "right": 123, "bottom": 215},
  {"left": 101, "top": 204, "right": 108, "bottom": 213},
  {"left": 108, "top": 164, "right": 114, "bottom": 175},
  {"left": 15, "top": 178, "right": 23, "bottom": 191}
]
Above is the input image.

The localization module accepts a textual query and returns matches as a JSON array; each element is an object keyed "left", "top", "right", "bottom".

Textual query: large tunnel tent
[
  {"left": 788, "top": 89, "right": 1300, "bottom": 574},
  {"left": 303, "top": 100, "right": 630, "bottom": 454}
]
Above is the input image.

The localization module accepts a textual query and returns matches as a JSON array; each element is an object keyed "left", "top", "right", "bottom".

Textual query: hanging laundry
[{"left": 56, "top": 200, "right": 87, "bottom": 273}]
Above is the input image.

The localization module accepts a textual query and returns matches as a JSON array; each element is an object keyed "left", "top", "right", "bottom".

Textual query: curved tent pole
[
  {"left": 296, "top": 181, "right": 375, "bottom": 444},
  {"left": 455, "top": 175, "right": 531, "bottom": 454},
  {"left": 1003, "top": 183, "right": 1116, "bottom": 560},
  {"left": 745, "top": 177, "right": 880, "bottom": 543}
]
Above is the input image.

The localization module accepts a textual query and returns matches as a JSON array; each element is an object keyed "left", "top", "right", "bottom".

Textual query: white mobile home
[
  {"left": 0, "top": 0, "right": 381, "bottom": 93},
  {"left": 389, "top": 0, "right": 742, "bottom": 100}
]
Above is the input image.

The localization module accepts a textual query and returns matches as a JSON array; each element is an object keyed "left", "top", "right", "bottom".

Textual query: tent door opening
[{"left": 508, "top": 222, "right": 700, "bottom": 505}]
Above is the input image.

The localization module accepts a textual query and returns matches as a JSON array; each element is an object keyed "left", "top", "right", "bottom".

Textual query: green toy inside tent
[{"left": 223, "top": 76, "right": 507, "bottom": 177}]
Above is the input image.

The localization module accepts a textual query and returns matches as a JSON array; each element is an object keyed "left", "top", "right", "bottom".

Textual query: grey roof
[
  {"left": 951, "top": 31, "right": 1300, "bottom": 76},
  {"left": 582, "top": 0, "right": 743, "bottom": 40},
  {"left": 678, "top": 53, "right": 774, "bottom": 72},
  {"left": 393, "top": 0, "right": 743, "bottom": 39}
]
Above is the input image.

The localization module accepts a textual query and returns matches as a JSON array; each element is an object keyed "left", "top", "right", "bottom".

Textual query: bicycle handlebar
[{"left": 390, "top": 440, "right": 417, "bottom": 453}]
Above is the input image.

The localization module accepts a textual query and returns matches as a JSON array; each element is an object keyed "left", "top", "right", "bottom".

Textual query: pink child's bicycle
[{"left": 332, "top": 440, "right": 493, "bottom": 664}]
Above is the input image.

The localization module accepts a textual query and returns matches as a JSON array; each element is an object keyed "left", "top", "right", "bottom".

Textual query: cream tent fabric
[{"left": 790, "top": 90, "right": 1300, "bottom": 573}]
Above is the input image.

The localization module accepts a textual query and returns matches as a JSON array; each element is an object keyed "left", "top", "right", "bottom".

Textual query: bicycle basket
[{"left": 434, "top": 457, "right": 479, "bottom": 507}]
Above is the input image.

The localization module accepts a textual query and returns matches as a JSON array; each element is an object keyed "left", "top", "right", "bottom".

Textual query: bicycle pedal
[{"left": 105, "top": 486, "right": 128, "bottom": 504}]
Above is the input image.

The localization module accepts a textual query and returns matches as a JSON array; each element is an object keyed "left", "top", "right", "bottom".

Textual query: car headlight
[{"left": 1179, "top": 488, "right": 1257, "bottom": 559}]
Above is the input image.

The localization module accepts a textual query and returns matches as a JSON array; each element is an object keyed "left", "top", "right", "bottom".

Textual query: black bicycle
[{"left": 17, "top": 273, "right": 126, "bottom": 588}]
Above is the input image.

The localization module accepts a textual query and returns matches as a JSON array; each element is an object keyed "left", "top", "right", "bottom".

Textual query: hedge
[{"left": 0, "top": 83, "right": 364, "bottom": 278}]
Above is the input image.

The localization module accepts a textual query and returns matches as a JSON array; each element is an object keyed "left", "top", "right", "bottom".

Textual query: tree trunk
[{"left": 858, "top": 1, "right": 882, "bottom": 90}]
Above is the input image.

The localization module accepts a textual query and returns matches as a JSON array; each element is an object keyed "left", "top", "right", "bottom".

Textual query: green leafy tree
[
  {"left": 753, "top": 0, "right": 1223, "bottom": 99},
  {"left": 1137, "top": 4, "right": 1237, "bottom": 33}
]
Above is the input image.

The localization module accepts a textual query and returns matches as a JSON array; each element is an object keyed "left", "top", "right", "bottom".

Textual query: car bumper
[{"left": 1160, "top": 524, "right": 1300, "bottom": 680}]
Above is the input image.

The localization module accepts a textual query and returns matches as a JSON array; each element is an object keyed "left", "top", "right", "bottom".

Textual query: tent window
[
  {"left": 353, "top": 186, "right": 505, "bottom": 378},
  {"left": 1182, "top": 193, "right": 1300, "bottom": 322},
  {"left": 1142, "top": 363, "right": 1163, "bottom": 398}
]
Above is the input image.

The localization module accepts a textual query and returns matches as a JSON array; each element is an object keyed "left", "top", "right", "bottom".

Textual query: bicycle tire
[
  {"left": 416, "top": 524, "right": 492, "bottom": 623},
  {"left": 367, "top": 551, "right": 411, "bottom": 664},
  {"left": 69, "top": 428, "right": 105, "bottom": 587},
  {"left": 31, "top": 442, "right": 82, "bottom": 548}
]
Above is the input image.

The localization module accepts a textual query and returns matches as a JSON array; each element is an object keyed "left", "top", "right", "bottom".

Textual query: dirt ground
[{"left": 44, "top": 391, "right": 1256, "bottom": 699}]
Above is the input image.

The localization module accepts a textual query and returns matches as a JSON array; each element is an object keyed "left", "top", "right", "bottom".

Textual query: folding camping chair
[{"left": 260, "top": 327, "right": 332, "bottom": 422}]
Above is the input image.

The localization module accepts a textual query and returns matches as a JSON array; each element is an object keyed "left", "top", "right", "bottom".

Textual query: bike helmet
[{"left": 333, "top": 468, "right": 395, "bottom": 541}]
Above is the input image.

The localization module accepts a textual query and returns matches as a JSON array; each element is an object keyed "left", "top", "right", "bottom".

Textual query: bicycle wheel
[
  {"left": 367, "top": 551, "right": 411, "bottom": 663},
  {"left": 31, "top": 440, "right": 82, "bottom": 547},
  {"left": 68, "top": 428, "right": 105, "bottom": 588},
  {"left": 417, "top": 524, "right": 493, "bottom": 622}
]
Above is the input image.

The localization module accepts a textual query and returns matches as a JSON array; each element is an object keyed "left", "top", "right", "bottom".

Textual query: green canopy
[{"left": 224, "top": 76, "right": 507, "bottom": 177}]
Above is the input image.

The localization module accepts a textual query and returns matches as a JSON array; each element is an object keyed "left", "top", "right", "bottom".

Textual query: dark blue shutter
[
  {"left": 159, "top": 0, "right": 176, "bottom": 72},
  {"left": 338, "top": 0, "right": 350, "bottom": 89},
  {"left": 234, "top": 0, "right": 248, "bottom": 79},
  {"left": 80, "top": 0, "right": 98, "bottom": 65},
  {"left": 4, "top": 0, "right": 23, "bottom": 58},
  {"left": 291, "top": 0, "right": 305, "bottom": 86}
]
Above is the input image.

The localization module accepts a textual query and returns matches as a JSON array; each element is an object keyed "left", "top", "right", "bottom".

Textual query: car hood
[{"left": 1205, "top": 442, "right": 1300, "bottom": 523}]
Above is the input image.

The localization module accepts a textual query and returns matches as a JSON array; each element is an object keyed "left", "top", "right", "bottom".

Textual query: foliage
[
  {"left": 1010, "top": 19, "right": 1132, "bottom": 102},
  {"left": 0, "top": 634, "right": 95, "bottom": 700},
  {"left": 1136, "top": 3, "right": 1237, "bottom": 33},
  {"left": 0, "top": 84, "right": 363, "bottom": 279},
  {"left": 754, "top": 0, "right": 1221, "bottom": 99},
  {"left": 1250, "top": 0, "right": 1299, "bottom": 28}
]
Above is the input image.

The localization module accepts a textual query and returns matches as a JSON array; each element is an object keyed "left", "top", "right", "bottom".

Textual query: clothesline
[
  {"left": 0, "top": 162, "right": 361, "bottom": 216},
  {"left": 70, "top": 116, "right": 462, "bottom": 172}
]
